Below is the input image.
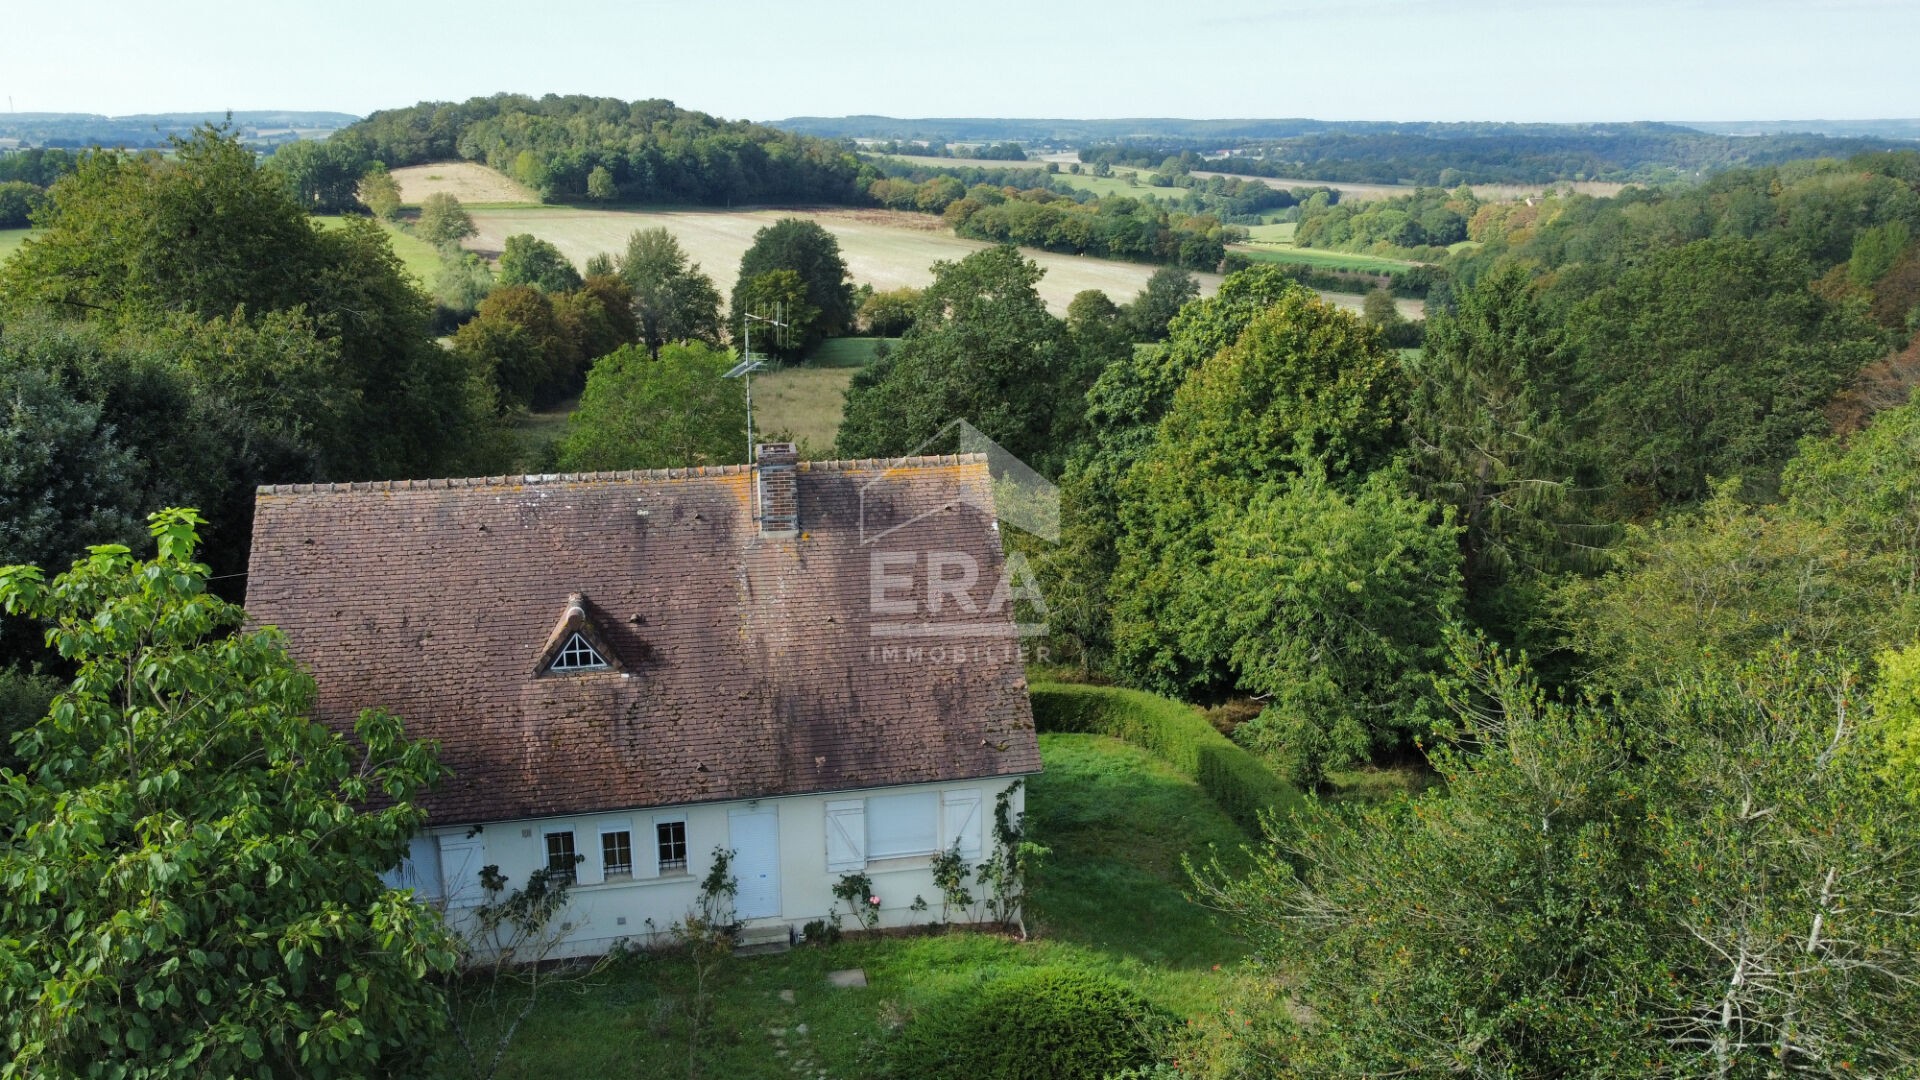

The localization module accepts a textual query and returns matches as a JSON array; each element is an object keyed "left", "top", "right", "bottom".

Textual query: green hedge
[
  {"left": 1030, "top": 683, "right": 1302, "bottom": 832},
  {"left": 890, "top": 967, "right": 1171, "bottom": 1080}
]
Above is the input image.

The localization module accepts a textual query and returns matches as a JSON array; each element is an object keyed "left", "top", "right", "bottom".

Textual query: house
[{"left": 243, "top": 444, "right": 1042, "bottom": 956}]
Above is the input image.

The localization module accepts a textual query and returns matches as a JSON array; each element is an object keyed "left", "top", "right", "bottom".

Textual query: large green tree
[
  {"left": 836, "top": 245, "right": 1071, "bottom": 471},
  {"left": 728, "top": 217, "right": 854, "bottom": 356},
  {"left": 556, "top": 343, "right": 745, "bottom": 470},
  {"left": 264, "top": 138, "right": 370, "bottom": 215},
  {"left": 0, "top": 510, "right": 457, "bottom": 1078},
  {"left": 497, "top": 234, "right": 583, "bottom": 294},
  {"left": 415, "top": 192, "right": 477, "bottom": 248},
  {"left": 1566, "top": 238, "right": 1884, "bottom": 507},
  {"left": 616, "top": 228, "right": 722, "bottom": 359}
]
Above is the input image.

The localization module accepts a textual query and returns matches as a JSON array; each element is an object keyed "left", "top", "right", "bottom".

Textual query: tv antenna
[{"left": 725, "top": 305, "right": 786, "bottom": 463}]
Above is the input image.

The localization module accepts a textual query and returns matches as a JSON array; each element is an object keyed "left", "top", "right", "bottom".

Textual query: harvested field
[{"left": 391, "top": 162, "right": 540, "bottom": 206}]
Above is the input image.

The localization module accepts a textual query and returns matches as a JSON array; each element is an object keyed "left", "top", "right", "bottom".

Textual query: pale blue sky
[{"left": 6, "top": 0, "right": 1914, "bottom": 123}]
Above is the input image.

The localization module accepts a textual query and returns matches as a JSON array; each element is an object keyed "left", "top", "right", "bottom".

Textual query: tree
[
  {"left": 416, "top": 192, "right": 478, "bottom": 248},
  {"left": 1195, "top": 636, "right": 1920, "bottom": 1076},
  {"left": 1109, "top": 290, "right": 1408, "bottom": 696},
  {"left": 1406, "top": 267, "right": 1589, "bottom": 637},
  {"left": 728, "top": 218, "right": 854, "bottom": 355},
  {"left": 264, "top": 138, "right": 369, "bottom": 215},
  {"left": 0, "top": 509, "right": 457, "bottom": 1078},
  {"left": 585, "top": 164, "right": 618, "bottom": 203},
  {"left": 357, "top": 163, "right": 403, "bottom": 221},
  {"left": 0, "top": 181, "right": 44, "bottom": 230},
  {"left": 857, "top": 286, "right": 920, "bottom": 337},
  {"left": 732, "top": 269, "right": 819, "bottom": 363},
  {"left": 617, "top": 228, "right": 722, "bottom": 359},
  {"left": 497, "top": 234, "right": 583, "bottom": 293},
  {"left": 556, "top": 343, "right": 745, "bottom": 470},
  {"left": 0, "top": 363, "right": 142, "bottom": 575},
  {"left": 1566, "top": 238, "right": 1884, "bottom": 507},
  {"left": 836, "top": 246, "right": 1070, "bottom": 472},
  {"left": 1122, "top": 265, "right": 1199, "bottom": 342},
  {"left": 1880, "top": 642, "right": 1920, "bottom": 798},
  {"left": 451, "top": 285, "right": 579, "bottom": 411}
]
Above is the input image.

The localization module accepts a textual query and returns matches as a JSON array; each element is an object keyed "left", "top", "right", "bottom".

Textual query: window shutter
[
  {"left": 438, "top": 835, "right": 487, "bottom": 908},
  {"left": 825, "top": 800, "right": 867, "bottom": 872},
  {"left": 942, "top": 790, "right": 983, "bottom": 861}
]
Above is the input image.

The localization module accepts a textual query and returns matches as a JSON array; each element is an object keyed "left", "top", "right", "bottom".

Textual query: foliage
[
  {"left": 1210, "top": 470, "right": 1464, "bottom": 786},
  {"left": 1879, "top": 643, "right": 1920, "bottom": 797},
  {"left": 889, "top": 967, "right": 1171, "bottom": 1080},
  {"left": 1564, "top": 237, "right": 1884, "bottom": 507},
  {"left": 976, "top": 781, "right": 1047, "bottom": 929},
  {"left": 1109, "top": 289, "right": 1407, "bottom": 697},
  {"left": 0, "top": 509, "right": 456, "bottom": 1078},
  {"left": 1028, "top": 683, "right": 1301, "bottom": 831},
  {"left": 856, "top": 286, "right": 919, "bottom": 337},
  {"left": 357, "top": 163, "right": 403, "bottom": 221},
  {"left": 0, "top": 361, "right": 142, "bottom": 574},
  {"left": 617, "top": 228, "right": 723, "bottom": 359},
  {"left": 1195, "top": 635, "right": 1920, "bottom": 1076},
  {"left": 264, "top": 138, "right": 369, "bottom": 214},
  {"left": 728, "top": 218, "right": 854, "bottom": 356},
  {"left": 830, "top": 872, "right": 882, "bottom": 932},
  {"left": 585, "top": 165, "right": 617, "bottom": 202},
  {"left": 557, "top": 343, "right": 745, "bottom": 471},
  {"left": 946, "top": 187, "right": 1229, "bottom": 270},
  {"left": 929, "top": 842, "right": 975, "bottom": 924},
  {"left": 497, "top": 234, "right": 582, "bottom": 293},
  {"left": 343, "top": 93, "right": 866, "bottom": 205},
  {"left": 0, "top": 181, "right": 45, "bottom": 229},
  {"left": 1124, "top": 265, "right": 1199, "bottom": 342},
  {"left": 835, "top": 245, "right": 1073, "bottom": 472},
  {"left": 0, "top": 666, "right": 57, "bottom": 774},
  {"left": 417, "top": 192, "right": 479, "bottom": 248},
  {"left": 675, "top": 846, "right": 738, "bottom": 1079},
  {"left": 1782, "top": 387, "right": 1920, "bottom": 627},
  {"left": 731, "top": 270, "right": 819, "bottom": 363}
]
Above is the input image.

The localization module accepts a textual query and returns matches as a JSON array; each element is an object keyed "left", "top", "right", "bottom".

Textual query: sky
[{"left": 5, "top": 0, "right": 1916, "bottom": 124}]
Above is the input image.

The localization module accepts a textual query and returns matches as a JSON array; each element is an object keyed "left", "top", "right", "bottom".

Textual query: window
[
  {"left": 656, "top": 820, "right": 688, "bottom": 874},
  {"left": 548, "top": 632, "right": 609, "bottom": 672},
  {"left": 868, "top": 792, "right": 939, "bottom": 860},
  {"left": 601, "top": 830, "right": 633, "bottom": 879},
  {"left": 545, "top": 830, "right": 578, "bottom": 883}
]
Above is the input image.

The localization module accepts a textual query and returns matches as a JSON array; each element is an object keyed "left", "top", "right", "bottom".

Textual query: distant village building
[{"left": 245, "top": 445, "right": 1040, "bottom": 955}]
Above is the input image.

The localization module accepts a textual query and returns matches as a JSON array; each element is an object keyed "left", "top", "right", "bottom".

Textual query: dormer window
[
  {"left": 534, "top": 593, "right": 623, "bottom": 677},
  {"left": 549, "top": 632, "right": 609, "bottom": 673}
]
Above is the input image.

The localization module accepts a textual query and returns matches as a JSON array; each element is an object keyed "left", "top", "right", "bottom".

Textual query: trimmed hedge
[
  {"left": 1030, "top": 682, "right": 1302, "bottom": 832},
  {"left": 891, "top": 967, "right": 1171, "bottom": 1080}
]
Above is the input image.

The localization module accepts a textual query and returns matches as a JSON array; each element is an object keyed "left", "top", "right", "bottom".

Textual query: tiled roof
[{"left": 245, "top": 455, "right": 1042, "bottom": 826}]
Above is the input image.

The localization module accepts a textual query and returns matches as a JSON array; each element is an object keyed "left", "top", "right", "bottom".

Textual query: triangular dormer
[{"left": 535, "top": 594, "right": 622, "bottom": 676}]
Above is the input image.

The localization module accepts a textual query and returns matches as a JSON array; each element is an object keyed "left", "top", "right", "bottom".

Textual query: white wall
[{"left": 404, "top": 775, "right": 1030, "bottom": 959}]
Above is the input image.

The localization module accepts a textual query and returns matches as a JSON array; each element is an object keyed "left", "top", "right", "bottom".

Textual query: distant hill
[
  {"left": 0, "top": 111, "right": 358, "bottom": 148},
  {"left": 1683, "top": 119, "right": 1920, "bottom": 141}
]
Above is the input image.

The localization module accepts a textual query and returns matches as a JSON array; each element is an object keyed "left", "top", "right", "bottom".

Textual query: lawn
[
  {"left": 314, "top": 215, "right": 445, "bottom": 287},
  {"left": 428, "top": 732, "right": 1264, "bottom": 1078},
  {"left": 0, "top": 227, "right": 38, "bottom": 264},
  {"left": 1240, "top": 221, "right": 1296, "bottom": 245}
]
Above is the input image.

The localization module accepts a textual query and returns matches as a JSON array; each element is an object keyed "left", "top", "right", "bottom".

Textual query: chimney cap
[{"left": 756, "top": 442, "right": 798, "bottom": 466}]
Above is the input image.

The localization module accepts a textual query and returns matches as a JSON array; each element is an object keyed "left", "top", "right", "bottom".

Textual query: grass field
[
  {"left": 754, "top": 366, "right": 855, "bottom": 455},
  {"left": 0, "top": 227, "right": 35, "bottom": 264},
  {"left": 314, "top": 216, "right": 445, "bottom": 287},
  {"left": 1230, "top": 243, "right": 1420, "bottom": 275},
  {"left": 462, "top": 204, "right": 1227, "bottom": 315},
  {"left": 807, "top": 337, "right": 891, "bottom": 369},
  {"left": 433, "top": 732, "right": 1259, "bottom": 1078}
]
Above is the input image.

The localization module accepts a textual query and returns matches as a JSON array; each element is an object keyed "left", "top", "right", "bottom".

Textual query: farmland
[
  {"left": 390, "top": 162, "right": 541, "bottom": 206},
  {"left": 1193, "top": 169, "right": 1630, "bottom": 203},
  {"left": 313, "top": 216, "right": 444, "bottom": 286}
]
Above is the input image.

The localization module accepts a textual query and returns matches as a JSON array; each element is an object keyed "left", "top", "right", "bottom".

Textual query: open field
[
  {"left": 463, "top": 204, "right": 1227, "bottom": 315},
  {"left": 1193, "top": 170, "right": 1630, "bottom": 203},
  {"left": 0, "top": 227, "right": 35, "bottom": 264},
  {"left": 313, "top": 216, "right": 444, "bottom": 287},
  {"left": 754, "top": 365, "right": 855, "bottom": 455},
  {"left": 427, "top": 731, "right": 1260, "bottom": 1078},
  {"left": 390, "top": 161, "right": 541, "bottom": 206},
  {"left": 1230, "top": 242, "right": 1422, "bottom": 274},
  {"left": 1242, "top": 221, "right": 1297, "bottom": 244}
]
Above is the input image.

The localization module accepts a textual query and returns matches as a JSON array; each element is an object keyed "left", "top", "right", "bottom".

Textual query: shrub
[
  {"left": 1030, "top": 683, "right": 1301, "bottom": 830},
  {"left": 891, "top": 967, "right": 1171, "bottom": 1080}
]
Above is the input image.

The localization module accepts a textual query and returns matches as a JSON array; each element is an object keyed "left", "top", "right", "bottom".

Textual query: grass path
[{"left": 439, "top": 733, "right": 1259, "bottom": 1078}]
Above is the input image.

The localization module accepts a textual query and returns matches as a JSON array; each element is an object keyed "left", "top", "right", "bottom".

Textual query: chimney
[{"left": 756, "top": 442, "right": 799, "bottom": 538}]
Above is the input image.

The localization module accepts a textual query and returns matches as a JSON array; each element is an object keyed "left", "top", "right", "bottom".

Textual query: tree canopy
[
  {"left": 728, "top": 218, "right": 854, "bottom": 358},
  {"left": 557, "top": 342, "right": 745, "bottom": 471},
  {"left": 616, "top": 228, "right": 722, "bottom": 359},
  {"left": 0, "top": 510, "right": 456, "bottom": 1077}
]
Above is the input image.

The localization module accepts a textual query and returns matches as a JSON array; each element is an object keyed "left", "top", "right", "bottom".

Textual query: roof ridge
[{"left": 254, "top": 453, "right": 990, "bottom": 496}]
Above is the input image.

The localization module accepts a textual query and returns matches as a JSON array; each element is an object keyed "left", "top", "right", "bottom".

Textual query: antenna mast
[{"left": 726, "top": 303, "right": 786, "bottom": 464}]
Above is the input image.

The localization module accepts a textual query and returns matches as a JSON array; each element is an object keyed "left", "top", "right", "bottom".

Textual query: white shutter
[
  {"left": 825, "top": 800, "right": 867, "bottom": 872},
  {"left": 942, "top": 790, "right": 983, "bottom": 861},
  {"left": 439, "top": 835, "right": 487, "bottom": 908},
  {"left": 868, "top": 792, "right": 939, "bottom": 858}
]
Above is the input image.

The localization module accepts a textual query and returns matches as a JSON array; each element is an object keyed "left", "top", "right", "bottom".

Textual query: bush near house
[{"left": 1029, "top": 683, "right": 1302, "bottom": 831}]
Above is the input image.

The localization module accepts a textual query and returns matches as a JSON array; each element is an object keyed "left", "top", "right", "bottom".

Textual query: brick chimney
[{"left": 756, "top": 442, "right": 799, "bottom": 538}]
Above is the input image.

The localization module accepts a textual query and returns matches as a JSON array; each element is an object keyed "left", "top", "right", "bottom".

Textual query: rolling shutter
[
  {"left": 942, "top": 789, "right": 983, "bottom": 861},
  {"left": 825, "top": 800, "right": 866, "bottom": 872}
]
